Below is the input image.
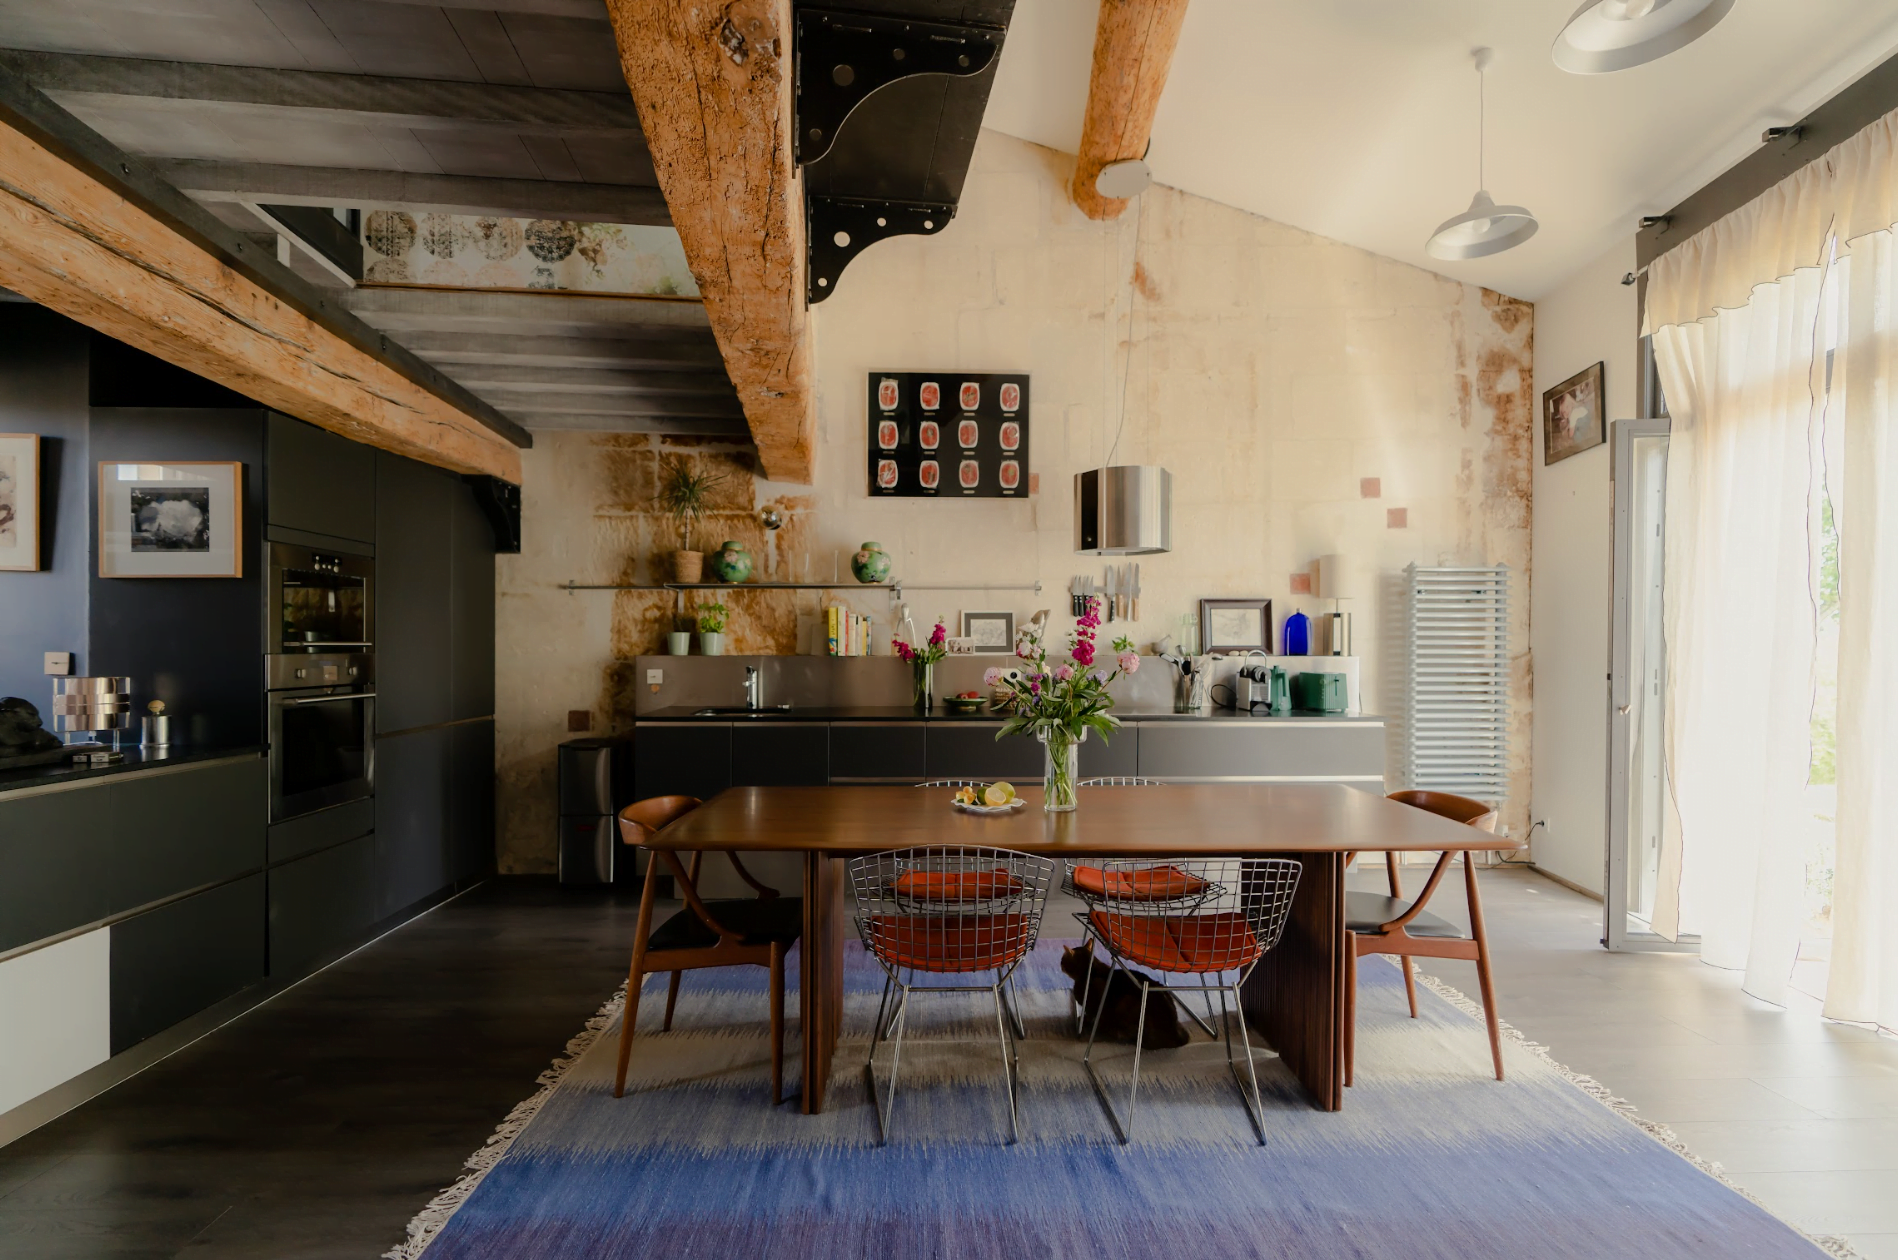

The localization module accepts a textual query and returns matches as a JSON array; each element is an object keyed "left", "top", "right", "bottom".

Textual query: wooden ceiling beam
[
  {"left": 0, "top": 79, "right": 523, "bottom": 482},
  {"left": 604, "top": 0, "right": 815, "bottom": 484},
  {"left": 1070, "top": 0, "right": 1192, "bottom": 221}
]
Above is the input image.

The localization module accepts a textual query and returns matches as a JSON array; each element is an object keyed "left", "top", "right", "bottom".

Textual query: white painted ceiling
[{"left": 986, "top": 0, "right": 1898, "bottom": 300}]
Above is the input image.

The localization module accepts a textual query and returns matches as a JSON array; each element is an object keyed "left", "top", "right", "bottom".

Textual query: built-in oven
[
  {"left": 268, "top": 657, "right": 375, "bottom": 822},
  {"left": 269, "top": 542, "right": 374, "bottom": 656}
]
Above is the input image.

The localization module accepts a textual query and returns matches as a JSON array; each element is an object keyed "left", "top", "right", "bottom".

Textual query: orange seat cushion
[
  {"left": 862, "top": 914, "right": 1035, "bottom": 973},
  {"left": 1089, "top": 910, "right": 1262, "bottom": 974},
  {"left": 892, "top": 868, "right": 1024, "bottom": 901},
  {"left": 1071, "top": 864, "right": 1210, "bottom": 901}
]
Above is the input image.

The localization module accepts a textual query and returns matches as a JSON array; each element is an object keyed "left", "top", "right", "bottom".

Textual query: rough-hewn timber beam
[
  {"left": 605, "top": 0, "right": 814, "bottom": 483},
  {"left": 161, "top": 160, "right": 669, "bottom": 226},
  {"left": 0, "top": 79, "right": 524, "bottom": 482},
  {"left": 0, "top": 51, "right": 643, "bottom": 139},
  {"left": 1070, "top": 0, "right": 1191, "bottom": 221}
]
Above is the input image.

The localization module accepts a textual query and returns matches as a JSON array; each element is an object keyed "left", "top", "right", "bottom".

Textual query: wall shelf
[{"left": 564, "top": 580, "right": 1043, "bottom": 596}]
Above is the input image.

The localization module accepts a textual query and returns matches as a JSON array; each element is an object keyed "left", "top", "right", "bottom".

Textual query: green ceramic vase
[
  {"left": 709, "top": 540, "right": 753, "bottom": 583},
  {"left": 851, "top": 541, "right": 892, "bottom": 584}
]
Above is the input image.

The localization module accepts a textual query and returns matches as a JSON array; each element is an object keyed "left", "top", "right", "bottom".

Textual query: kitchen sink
[{"left": 692, "top": 705, "right": 795, "bottom": 715}]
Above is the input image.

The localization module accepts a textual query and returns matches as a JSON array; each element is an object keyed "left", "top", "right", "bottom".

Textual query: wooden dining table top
[{"left": 648, "top": 783, "right": 1522, "bottom": 856}]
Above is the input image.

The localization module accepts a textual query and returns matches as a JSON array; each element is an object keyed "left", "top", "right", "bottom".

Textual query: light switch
[
  {"left": 43, "top": 652, "right": 73, "bottom": 675},
  {"left": 646, "top": 669, "right": 663, "bottom": 685}
]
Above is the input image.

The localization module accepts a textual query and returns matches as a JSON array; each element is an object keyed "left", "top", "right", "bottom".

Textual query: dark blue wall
[{"left": 0, "top": 305, "right": 91, "bottom": 703}]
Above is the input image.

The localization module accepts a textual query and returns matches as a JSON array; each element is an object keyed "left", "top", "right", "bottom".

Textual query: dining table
[{"left": 645, "top": 781, "right": 1520, "bottom": 1114}]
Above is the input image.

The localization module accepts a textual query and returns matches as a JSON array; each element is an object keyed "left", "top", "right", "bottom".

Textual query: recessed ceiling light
[{"left": 1553, "top": 0, "right": 1735, "bottom": 74}]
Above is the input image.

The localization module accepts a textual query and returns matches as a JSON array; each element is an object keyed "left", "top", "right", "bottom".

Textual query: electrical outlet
[{"left": 43, "top": 652, "right": 73, "bottom": 675}]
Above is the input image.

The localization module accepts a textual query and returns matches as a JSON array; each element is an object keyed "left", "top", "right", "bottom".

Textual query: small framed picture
[
  {"left": 0, "top": 433, "right": 42, "bottom": 572},
  {"left": 959, "top": 610, "right": 1016, "bottom": 654},
  {"left": 1543, "top": 361, "right": 1606, "bottom": 465},
  {"left": 98, "top": 460, "right": 244, "bottom": 578},
  {"left": 1198, "top": 598, "right": 1273, "bottom": 654}
]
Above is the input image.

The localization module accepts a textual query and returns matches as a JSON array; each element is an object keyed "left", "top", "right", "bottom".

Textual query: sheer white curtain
[{"left": 1645, "top": 110, "right": 1898, "bottom": 1028}]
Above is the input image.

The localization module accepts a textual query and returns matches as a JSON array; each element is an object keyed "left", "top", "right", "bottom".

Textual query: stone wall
[{"left": 494, "top": 131, "right": 1534, "bottom": 872}]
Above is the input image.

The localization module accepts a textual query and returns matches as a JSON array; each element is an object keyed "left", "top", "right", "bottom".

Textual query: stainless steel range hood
[{"left": 1074, "top": 465, "right": 1171, "bottom": 555}]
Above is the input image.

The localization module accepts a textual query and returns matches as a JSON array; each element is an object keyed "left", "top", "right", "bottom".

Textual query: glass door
[{"left": 1606, "top": 417, "right": 1694, "bottom": 950}]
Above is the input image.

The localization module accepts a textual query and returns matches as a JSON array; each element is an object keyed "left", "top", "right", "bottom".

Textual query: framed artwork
[
  {"left": 1198, "top": 598, "right": 1273, "bottom": 654},
  {"left": 959, "top": 610, "right": 1017, "bottom": 654},
  {"left": 98, "top": 461, "right": 243, "bottom": 578},
  {"left": 867, "top": 371, "right": 1030, "bottom": 498},
  {"left": 0, "top": 434, "right": 41, "bottom": 572},
  {"left": 1543, "top": 361, "right": 1606, "bottom": 465}
]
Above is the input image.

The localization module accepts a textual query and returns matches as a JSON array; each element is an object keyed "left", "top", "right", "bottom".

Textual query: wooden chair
[
  {"left": 613, "top": 795, "right": 803, "bottom": 1103},
  {"left": 1345, "top": 790, "right": 1504, "bottom": 1086}
]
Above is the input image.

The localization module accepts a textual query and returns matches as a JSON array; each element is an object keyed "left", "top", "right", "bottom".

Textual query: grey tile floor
[{"left": 1404, "top": 863, "right": 1898, "bottom": 1260}]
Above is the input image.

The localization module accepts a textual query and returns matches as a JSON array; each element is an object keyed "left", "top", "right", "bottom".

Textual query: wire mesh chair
[
  {"left": 1076, "top": 776, "right": 1165, "bottom": 786},
  {"left": 915, "top": 780, "right": 1032, "bottom": 1036},
  {"left": 1077, "top": 857, "right": 1302, "bottom": 1145},
  {"left": 915, "top": 779, "right": 986, "bottom": 788},
  {"left": 848, "top": 845, "right": 1057, "bottom": 1144}
]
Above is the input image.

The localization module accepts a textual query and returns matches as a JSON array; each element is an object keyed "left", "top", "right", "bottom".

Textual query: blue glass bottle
[{"left": 1282, "top": 608, "right": 1310, "bottom": 656}]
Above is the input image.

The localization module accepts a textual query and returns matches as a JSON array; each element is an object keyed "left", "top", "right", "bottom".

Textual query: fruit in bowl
[
  {"left": 943, "top": 691, "right": 987, "bottom": 713},
  {"left": 954, "top": 781, "right": 1018, "bottom": 808}
]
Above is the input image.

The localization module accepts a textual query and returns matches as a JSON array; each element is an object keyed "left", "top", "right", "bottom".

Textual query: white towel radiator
[{"left": 1398, "top": 564, "right": 1510, "bottom": 806}]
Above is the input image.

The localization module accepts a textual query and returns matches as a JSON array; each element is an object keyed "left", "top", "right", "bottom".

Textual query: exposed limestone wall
[{"left": 494, "top": 131, "right": 1533, "bottom": 872}]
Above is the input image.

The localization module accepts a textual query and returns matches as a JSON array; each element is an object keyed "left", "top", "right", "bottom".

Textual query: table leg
[
  {"left": 1241, "top": 850, "right": 1345, "bottom": 1111},
  {"left": 799, "top": 852, "right": 845, "bottom": 1114}
]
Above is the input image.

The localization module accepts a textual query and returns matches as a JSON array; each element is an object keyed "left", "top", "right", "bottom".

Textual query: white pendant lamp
[
  {"left": 1426, "top": 48, "right": 1538, "bottom": 261},
  {"left": 1554, "top": 0, "right": 1734, "bottom": 74}
]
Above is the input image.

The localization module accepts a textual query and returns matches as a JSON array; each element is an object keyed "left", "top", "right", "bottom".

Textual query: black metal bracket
[
  {"left": 794, "top": 8, "right": 1001, "bottom": 166},
  {"left": 807, "top": 196, "right": 953, "bottom": 303}
]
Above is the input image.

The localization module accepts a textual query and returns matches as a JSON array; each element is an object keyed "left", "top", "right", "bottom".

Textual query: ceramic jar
[
  {"left": 851, "top": 541, "right": 892, "bottom": 584},
  {"left": 709, "top": 540, "right": 753, "bottom": 584}
]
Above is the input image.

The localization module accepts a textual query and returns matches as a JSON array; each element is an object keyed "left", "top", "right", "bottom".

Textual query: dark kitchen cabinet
[
  {"left": 107, "top": 757, "right": 265, "bottom": 915},
  {"left": 1078, "top": 725, "right": 1139, "bottom": 780},
  {"left": 925, "top": 722, "right": 1042, "bottom": 781},
  {"left": 450, "top": 479, "right": 496, "bottom": 722},
  {"left": 732, "top": 722, "right": 829, "bottom": 786},
  {"left": 374, "top": 725, "right": 449, "bottom": 917},
  {"left": 269, "top": 833, "right": 377, "bottom": 978},
  {"left": 633, "top": 723, "right": 732, "bottom": 802},
  {"left": 449, "top": 720, "right": 497, "bottom": 884},
  {"left": 1137, "top": 722, "right": 1385, "bottom": 783},
  {"left": 111, "top": 873, "right": 266, "bottom": 1054},
  {"left": 0, "top": 785, "right": 111, "bottom": 954},
  {"left": 828, "top": 722, "right": 926, "bottom": 783},
  {"left": 266, "top": 412, "right": 376, "bottom": 544},
  {"left": 376, "top": 452, "right": 456, "bottom": 734}
]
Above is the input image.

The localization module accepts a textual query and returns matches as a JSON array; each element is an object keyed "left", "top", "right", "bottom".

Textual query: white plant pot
[
  {"left": 699, "top": 632, "right": 725, "bottom": 656},
  {"left": 668, "top": 632, "right": 692, "bottom": 656}
]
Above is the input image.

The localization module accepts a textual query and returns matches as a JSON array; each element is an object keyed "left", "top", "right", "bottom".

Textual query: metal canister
[{"left": 141, "top": 715, "right": 171, "bottom": 748}]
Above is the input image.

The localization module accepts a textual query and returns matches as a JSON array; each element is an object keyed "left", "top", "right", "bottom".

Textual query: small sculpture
[{"left": 0, "top": 697, "right": 64, "bottom": 760}]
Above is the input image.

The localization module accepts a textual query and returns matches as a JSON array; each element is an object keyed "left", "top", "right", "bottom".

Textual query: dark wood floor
[{"left": 0, "top": 878, "right": 643, "bottom": 1260}]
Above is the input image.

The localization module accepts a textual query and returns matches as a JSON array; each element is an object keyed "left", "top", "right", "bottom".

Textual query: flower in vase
[
  {"left": 1118, "top": 651, "right": 1140, "bottom": 674},
  {"left": 1072, "top": 639, "right": 1096, "bottom": 668},
  {"left": 1054, "top": 664, "right": 1073, "bottom": 682},
  {"left": 983, "top": 666, "right": 1002, "bottom": 687},
  {"left": 928, "top": 622, "right": 946, "bottom": 647}
]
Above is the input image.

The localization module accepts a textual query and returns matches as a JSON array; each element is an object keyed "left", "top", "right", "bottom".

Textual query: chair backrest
[
  {"left": 1077, "top": 776, "right": 1163, "bottom": 786},
  {"left": 847, "top": 846, "right": 1057, "bottom": 977},
  {"left": 1081, "top": 858, "right": 1302, "bottom": 976},
  {"left": 1387, "top": 789, "right": 1499, "bottom": 833},
  {"left": 915, "top": 779, "right": 985, "bottom": 788},
  {"left": 618, "top": 795, "right": 702, "bottom": 844}
]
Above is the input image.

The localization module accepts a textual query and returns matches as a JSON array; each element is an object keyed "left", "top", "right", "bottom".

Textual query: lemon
[{"left": 985, "top": 782, "right": 1015, "bottom": 806}]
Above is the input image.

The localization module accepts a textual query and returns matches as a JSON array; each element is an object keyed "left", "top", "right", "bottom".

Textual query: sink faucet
[{"left": 744, "top": 665, "right": 762, "bottom": 711}]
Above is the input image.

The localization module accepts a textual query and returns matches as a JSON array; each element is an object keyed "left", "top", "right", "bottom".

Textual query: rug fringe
[
  {"left": 382, "top": 981, "right": 629, "bottom": 1260},
  {"left": 1399, "top": 963, "right": 1863, "bottom": 1260}
]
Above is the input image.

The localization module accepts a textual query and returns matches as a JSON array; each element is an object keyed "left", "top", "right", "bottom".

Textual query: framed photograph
[
  {"left": 98, "top": 460, "right": 243, "bottom": 578},
  {"left": 1543, "top": 361, "right": 1606, "bottom": 465},
  {"left": 0, "top": 434, "right": 41, "bottom": 572},
  {"left": 959, "top": 610, "right": 1017, "bottom": 654},
  {"left": 1199, "top": 598, "right": 1273, "bottom": 654}
]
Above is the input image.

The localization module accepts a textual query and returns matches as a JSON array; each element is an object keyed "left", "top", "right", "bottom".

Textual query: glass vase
[
  {"left": 1040, "top": 727, "right": 1084, "bottom": 812},
  {"left": 912, "top": 661, "right": 934, "bottom": 711}
]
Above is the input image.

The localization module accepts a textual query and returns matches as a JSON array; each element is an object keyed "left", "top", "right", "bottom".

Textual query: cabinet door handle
[{"left": 288, "top": 692, "right": 378, "bottom": 705}]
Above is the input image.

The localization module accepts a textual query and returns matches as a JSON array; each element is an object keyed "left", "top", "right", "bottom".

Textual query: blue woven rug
[{"left": 390, "top": 942, "right": 1834, "bottom": 1259}]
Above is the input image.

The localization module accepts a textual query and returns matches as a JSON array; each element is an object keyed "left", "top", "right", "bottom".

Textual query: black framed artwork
[
  {"left": 1543, "top": 361, "right": 1606, "bottom": 465},
  {"left": 1198, "top": 598, "right": 1273, "bottom": 655},
  {"left": 866, "top": 371, "right": 1029, "bottom": 498}
]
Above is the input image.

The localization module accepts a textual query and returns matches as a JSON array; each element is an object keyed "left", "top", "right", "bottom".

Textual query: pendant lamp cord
[
  {"left": 1108, "top": 192, "right": 1143, "bottom": 468},
  {"left": 1477, "top": 56, "right": 1486, "bottom": 192}
]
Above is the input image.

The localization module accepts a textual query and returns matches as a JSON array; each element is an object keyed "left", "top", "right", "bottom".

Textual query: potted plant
[
  {"left": 988, "top": 600, "right": 1138, "bottom": 812},
  {"left": 891, "top": 620, "right": 948, "bottom": 710},
  {"left": 697, "top": 601, "right": 729, "bottom": 656},
  {"left": 667, "top": 615, "right": 692, "bottom": 656},
  {"left": 656, "top": 457, "right": 726, "bottom": 583}
]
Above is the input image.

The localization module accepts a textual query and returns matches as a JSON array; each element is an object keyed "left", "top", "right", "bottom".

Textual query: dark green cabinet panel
[
  {"left": 374, "top": 726, "right": 449, "bottom": 917},
  {"left": 111, "top": 874, "right": 265, "bottom": 1054},
  {"left": 924, "top": 723, "right": 1042, "bottom": 781},
  {"left": 375, "top": 453, "right": 455, "bottom": 733},
  {"left": 450, "top": 483, "right": 496, "bottom": 722},
  {"left": 827, "top": 723, "right": 926, "bottom": 783},
  {"left": 732, "top": 723, "right": 829, "bottom": 786},
  {"left": 107, "top": 758, "right": 265, "bottom": 914},
  {"left": 266, "top": 413, "right": 375, "bottom": 544},
  {"left": 269, "top": 834, "right": 376, "bottom": 978},
  {"left": 1078, "top": 726, "right": 1138, "bottom": 780},
  {"left": 449, "top": 720, "right": 497, "bottom": 884},
  {"left": 0, "top": 787, "right": 110, "bottom": 953},
  {"left": 633, "top": 723, "right": 732, "bottom": 802},
  {"left": 267, "top": 798, "right": 374, "bottom": 866}
]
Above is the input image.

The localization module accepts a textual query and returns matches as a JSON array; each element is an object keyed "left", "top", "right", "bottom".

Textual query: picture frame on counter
[
  {"left": 97, "top": 460, "right": 244, "bottom": 579},
  {"left": 1198, "top": 597, "right": 1273, "bottom": 654},
  {"left": 959, "top": 610, "right": 1016, "bottom": 654},
  {"left": 0, "top": 433, "right": 41, "bottom": 571}
]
